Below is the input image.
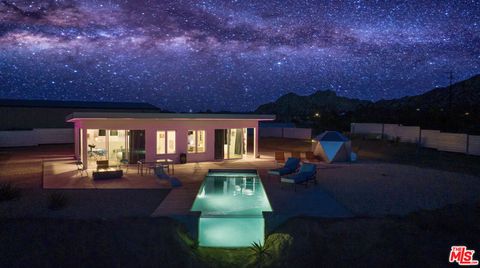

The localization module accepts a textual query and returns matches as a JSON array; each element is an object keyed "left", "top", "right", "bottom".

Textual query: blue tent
[{"left": 312, "top": 131, "right": 351, "bottom": 163}]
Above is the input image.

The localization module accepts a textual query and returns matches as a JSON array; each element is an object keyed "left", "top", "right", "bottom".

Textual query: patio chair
[
  {"left": 119, "top": 159, "right": 129, "bottom": 174},
  {"left": 76, "top": 161, "right": 87, "bottom": 177},
  {"left": 154, "top": 167, "right": 182, "bottom": 188},
  {"left": 280, "top": 163, "right": 317, "bottom": 191},
  {"left": 268, "top": 157, "right": 300, "bottom": 177},
  {"left": 137, "top": 159, "right": 145, "bottom": 175},
  {"left": 304, "top": 151, "right": 317, "bottom": 162},
  {"left": 96, "top": 160, "right": 109, "bottom": 171},
  {"left": 291, "top": 152, "right": 301, "bottom": 159},
  {"left": 274, "top": 151, "right": 285, "bottom": 166}
]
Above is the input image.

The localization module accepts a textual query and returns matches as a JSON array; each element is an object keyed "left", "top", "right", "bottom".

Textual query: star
[{"left": 0, "top": 0, "right": 478, "bottom": 111}]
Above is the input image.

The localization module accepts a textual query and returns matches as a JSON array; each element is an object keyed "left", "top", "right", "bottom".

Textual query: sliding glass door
[
  {"left": 86, "top": 129, "right": 145, "bottom": 167},
  {"left": 215, "top": 128, "right": 249, "bottom": 160},
  {"left": 107, "top": 130, "right": 127, "bottom": 166},
  {"left": 227, "top": 128, "right": 244, "bottom": 159}
]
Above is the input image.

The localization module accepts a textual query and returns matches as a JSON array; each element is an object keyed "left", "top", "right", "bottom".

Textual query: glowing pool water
[{"left": 191, "top": 170, "right": 272, "bottom": 247}]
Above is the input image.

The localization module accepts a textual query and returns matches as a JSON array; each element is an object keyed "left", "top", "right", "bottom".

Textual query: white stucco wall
[{"left": 73, "top": 118, "right": 263, "bottom": 168}]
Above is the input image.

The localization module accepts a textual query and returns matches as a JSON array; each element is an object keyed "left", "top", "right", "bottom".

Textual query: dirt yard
[
  {"left": 1, "top": 139, "right": 479, "bottom": 267},
  {"left": 0, "top": 203, "right": 478, "bottom": 267}
]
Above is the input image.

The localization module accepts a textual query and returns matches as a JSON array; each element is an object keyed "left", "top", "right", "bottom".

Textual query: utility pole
[
  {"left": 447, "top": 71, "right": 454, "bottom": 113},
  {"left": 445, "top": 71, "right": 454, "bottom": 131}
]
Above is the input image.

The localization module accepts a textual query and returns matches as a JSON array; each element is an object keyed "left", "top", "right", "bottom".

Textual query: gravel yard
[
  {"left": 317, "top": 162, "right": 480, "bottom": 216},
  {"left": 0, "top": 188, "right": 169, "bottom": 219}
]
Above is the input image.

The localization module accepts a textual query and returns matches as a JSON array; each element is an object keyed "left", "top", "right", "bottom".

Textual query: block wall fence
[{"left": 350, "top": 123, "right": 480, "bottom": 156}]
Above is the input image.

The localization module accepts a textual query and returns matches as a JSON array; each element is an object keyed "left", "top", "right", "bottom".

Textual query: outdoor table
[{"left": 137, "top": 159, "right": 174, "bottom": 176}]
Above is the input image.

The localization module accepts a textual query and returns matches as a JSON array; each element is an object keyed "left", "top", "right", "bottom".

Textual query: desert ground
[{"left": 1, "top": 137, "right": 479, "bottom": 267}]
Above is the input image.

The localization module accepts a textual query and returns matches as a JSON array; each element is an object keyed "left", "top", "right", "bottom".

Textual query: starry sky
[{"left": 0, "top": 0, "right": 479, "bottom": 112}]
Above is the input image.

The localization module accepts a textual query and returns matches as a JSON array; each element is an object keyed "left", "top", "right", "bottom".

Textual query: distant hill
[
  {"left": 374, "top": 74, "right": 480, "bottom": 110},
  {"left": 255, "top": 90, "right": 370, "bottom": 121},
  {"left": 255, "top": 74, "right": 480, "bottom": 133}
]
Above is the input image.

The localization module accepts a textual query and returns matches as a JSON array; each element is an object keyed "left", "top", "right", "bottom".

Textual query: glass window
[
  {"left": 167, "top": 130, "right": 176, "bottom": 154},
  {"left": 187, "top": 130, "right": 196, "bottom": 153},
  {"left": 86, "top": 129, "right": 107, "bottom": 160},
  {"left": 156, "top": 131, "right": 166, "bottom": 154},
  {"left": 157, "top": 130, "right": 176, "bottom": 155},
  {"left": 108, "top": 130, "right": 126, "bottom": 163},
  {"left": 188, "top": 130, "right": 206, "bottom": 153},
  {"left": 197, "top": 130, "right": 205, "bottom": 153}
]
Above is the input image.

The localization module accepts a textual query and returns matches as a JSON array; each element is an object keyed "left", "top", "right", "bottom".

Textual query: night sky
[{"left": 0, "top": 1, "right": 479, "bottom": 112}]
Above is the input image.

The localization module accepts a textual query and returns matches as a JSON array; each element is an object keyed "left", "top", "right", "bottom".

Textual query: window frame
[
  {"left": 187, "top": 130, "right": 206, "bottom": 153},
  {"left": 156, "top": 130, "right": 176, "bottom": 155}
]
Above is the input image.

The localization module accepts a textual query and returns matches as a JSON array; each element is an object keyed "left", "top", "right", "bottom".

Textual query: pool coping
[{"left": 190, "top": 169, "right": 273, "bottom": 214}]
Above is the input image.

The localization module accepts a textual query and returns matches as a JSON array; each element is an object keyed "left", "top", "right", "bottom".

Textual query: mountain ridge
[{"left": 255, "top": 74, "right": 480, "bottom": 133}]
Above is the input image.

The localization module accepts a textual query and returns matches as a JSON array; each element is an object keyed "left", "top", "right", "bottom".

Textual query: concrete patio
[
  {"left": 43, "top": 160, "right": 171, "bottom": 189},
  {"left": 4, "top": 139, "right": 480, "bottom": 221},
  {"left": 42, "top": 155, "right": 353, "bottom": 219}
]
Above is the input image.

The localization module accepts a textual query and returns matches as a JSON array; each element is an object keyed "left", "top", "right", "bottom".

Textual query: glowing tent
[{"left": 312, "top": 131, "right": 351, "bottom": 163}]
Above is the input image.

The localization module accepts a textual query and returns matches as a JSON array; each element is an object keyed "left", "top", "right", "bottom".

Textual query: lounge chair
[
  {"left": 274, "top": 152, "right": 286, "bottom": 166},
  {"left": 154, "top": 167, "right": 182, "bottom": 188},
  {"left": 119, "top": 159, "right": 129, "bottom": 173},
  {"left": 280, "top": 163, "right": 317, "bottom": 191},
  {"left": 268, "top": 157, "right": 300, "bottom": 177}
]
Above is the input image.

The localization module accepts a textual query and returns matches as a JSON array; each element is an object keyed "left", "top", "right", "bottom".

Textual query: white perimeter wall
[
  {"left": 468, "top": 135, "right": 480, "bottom": 156},
  {"left": 259, "top": 127, "right": 311, "bottom": 139},
  {"left": 420, "top": 130, "right": 441, "bottom": 148},
  {"left": 0, "top": 128, "right": 74, "bottom": 147},
  {"left": 351, "top": 123, "right": 480, "bottom": 156}
]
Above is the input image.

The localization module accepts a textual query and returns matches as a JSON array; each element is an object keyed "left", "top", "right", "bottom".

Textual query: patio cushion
[
  {"left": 299, "top": 163, "right": 316, "bottom": 174},
  {"left": 170, "top": 177, "right": 182, "bottom": 187},
  {"left": 280, "top": 173, "right": 307, "bottom": 184},
  {"left": 268, "top": 167, "right": 294, "bottom": 176},
  {"left": 284, "top": 157, "right": 300, "bottom": 170},
  {"left": 269, "top": 157, "right": 300, "bottom": 176},
  {"left": 154, "top": 167, "right": 170, "bottom": 180},
  {"left": 280, "top": 163, "right": 317, "bottom": 184}
]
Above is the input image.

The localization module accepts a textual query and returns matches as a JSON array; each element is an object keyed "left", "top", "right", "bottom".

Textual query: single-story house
[{"left": 67, "top": 112, "right": 275, "bottom": 169}]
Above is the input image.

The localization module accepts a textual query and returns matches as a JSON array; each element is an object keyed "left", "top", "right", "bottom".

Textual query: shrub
[
  {"left": 248, "top": 241, "right": 272, "bottom": 267},
  {"left": 0, "top": 182, "right": 21, "bottom": 202},
  {"left": 47, "top": 192, "right": 68, "bottom": 210}
]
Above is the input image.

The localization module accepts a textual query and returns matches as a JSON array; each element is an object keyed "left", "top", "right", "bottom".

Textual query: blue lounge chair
[
  {"left": 280, "top": 163, "right": 317, "bottom": 191},
  {"left": 154, "top": 167, "right": 182, "bottom": 188},
  {"left": 268, "top": 157, "right": 300, "bottom": 177}
]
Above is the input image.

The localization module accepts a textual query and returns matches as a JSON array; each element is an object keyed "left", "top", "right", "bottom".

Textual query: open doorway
[{"left": 214, "top": 128, "right": 253, "bottom": 160}]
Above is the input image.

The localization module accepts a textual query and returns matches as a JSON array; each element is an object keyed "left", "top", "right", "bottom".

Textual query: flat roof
[
  {"left": 66, "top": 112, "right": 275, "bottom": 121},
  {"left": 0, "top": 99, "right": 159, "bottom": 110}
]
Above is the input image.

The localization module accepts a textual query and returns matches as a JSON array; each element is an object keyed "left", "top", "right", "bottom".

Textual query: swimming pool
[{"left": 191, "top": 169, "right": 272, "bottom": 247}]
